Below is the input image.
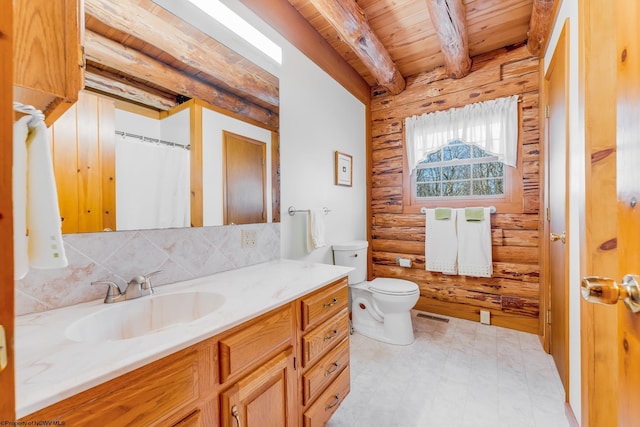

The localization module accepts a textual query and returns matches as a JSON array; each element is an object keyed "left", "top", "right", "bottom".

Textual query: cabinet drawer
[
  {"left": 303, "top": 366, "right": 350, "bottom": 427},
  {"left": 219, "top": 305, "right": 293, "bottom": 383},
  {"left": 301, "top": 278, "right": 348, "bottom": 331},
  {"left": 302, "top": 309, "right": 349, "bottom": 368},
  {"left": 302, "top": 338, "right": 349, "bottom": 405}
]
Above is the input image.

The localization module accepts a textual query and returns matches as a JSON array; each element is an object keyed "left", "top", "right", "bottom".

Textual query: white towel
[
  {"left": 13, "top": 117, "right": 30, "bottom": 279},
  {"left": 457, "top": 207, "right": 493, "bottom": 277},
  {"left": 24, "top": 118, "right": 68, "bottom": 271},
  {"left": 306, "top": 209, "right": 326, "bottom": 253},
  {"left": 425, "top": 208, "right": 458, "bottom": 274}
]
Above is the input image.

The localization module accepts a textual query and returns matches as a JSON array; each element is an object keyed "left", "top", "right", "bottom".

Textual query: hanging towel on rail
[
  {"left": 306, "top": 208, "right": 326, "bottom": 253},
  {"left": 13, "top": 116, "right": 29, "bottom": 279},
  {"left": 13, "top": 116, "right": 68, "bottom": 279},
  {"left": 425, "top": 208, "right": 458, "bottom": 274},
  {"left": 457, "top": 207, "right": 492, "bottom": 277}
]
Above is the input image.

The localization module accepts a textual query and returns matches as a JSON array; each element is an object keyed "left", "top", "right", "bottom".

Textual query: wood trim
[
  {"left": 543, "top": 18, "right": 570, "bottom": 401},
  {"left": 190, "top": 102, "right": 203, "bottom": 227},
  {"left": 271, "top": 132, "right": 280, "bottom": 223},
  {"left": 538, "top": 57, "right": 550, "bottom": 353},
  {"left": 99, "top": 96, "right": 116, "bottom": 232},
  {"left": 191, "top": 98, "right": 277, "bottom": 133},
  {"left": 578, "top": 0, "right": 619, "bottom": 424},
  {"left": 0, "top": 0, "right": 15, "bottom": 420},
  {"left": 366, "top": 103, "right": 374, "bottom": 281},
  {"left": 238, "top": 0, "right": 370, "bottom": 105}
]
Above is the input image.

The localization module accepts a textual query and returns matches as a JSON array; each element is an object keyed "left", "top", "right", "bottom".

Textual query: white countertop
[{"left": 15, "top": 259, "right": 352, "bottom": 418}]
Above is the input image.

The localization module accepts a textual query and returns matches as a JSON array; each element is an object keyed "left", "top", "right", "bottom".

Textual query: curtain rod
[{"left": 115, "top": 130, "right": 190, "bottom": 150}]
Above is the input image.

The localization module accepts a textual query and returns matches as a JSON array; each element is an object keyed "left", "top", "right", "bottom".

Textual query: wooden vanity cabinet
[
  {"left": 298, "top": 277, "right": 351, "bottom": 426},
  {"left": 18, "top": 277, "right": 350, "bottom": 426},
  {"left": 217, "top": 303, "right": 298, "bottom": 426},
  {"left": 13, "top": 0, "right": 84, "bottom": 126},
  {"left": 19, "top": 339, "right": 219, "bottom": 426}
]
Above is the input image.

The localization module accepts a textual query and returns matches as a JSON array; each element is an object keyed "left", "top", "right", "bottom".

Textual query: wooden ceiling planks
[{"left": 287, "top": 0, "right": 537, "bottom": 87}]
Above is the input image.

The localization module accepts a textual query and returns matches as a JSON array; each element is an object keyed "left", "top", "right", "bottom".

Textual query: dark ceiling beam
[
  {"left": 85, "top": 0, "right": 279, "bottom": 110},
  {"left": 426, "top": 0, "right": 472, "bottom": 79},
  {"left": 307, "top": 0, "right": 406, "bottom": 95},
  {"left": 84, "top": 71, "right": 177, "bottom": 110},
  {"left": 84, "top": 30, "right": 278, "bottom": 129},
  {"left": 527, "top": 0, "right": 556, "bottom": 56}
]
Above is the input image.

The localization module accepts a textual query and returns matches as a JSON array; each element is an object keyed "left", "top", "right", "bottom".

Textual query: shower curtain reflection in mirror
[{"left": 115, "top": 135, "right": 190, "bottom": 230}]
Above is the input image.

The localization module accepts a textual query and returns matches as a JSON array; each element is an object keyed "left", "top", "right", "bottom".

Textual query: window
[{"left": 414, "top": 140, "right": 505, "bottom": 199}]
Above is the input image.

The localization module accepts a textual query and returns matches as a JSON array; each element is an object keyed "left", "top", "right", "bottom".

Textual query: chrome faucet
[{"left": 91, "top": 271, "right": 162, "bottom": 303}]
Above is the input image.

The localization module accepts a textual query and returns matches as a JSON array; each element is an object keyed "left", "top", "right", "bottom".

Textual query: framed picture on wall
[{"left": 335, "top": 151, "right": 353, "bottom": 187}]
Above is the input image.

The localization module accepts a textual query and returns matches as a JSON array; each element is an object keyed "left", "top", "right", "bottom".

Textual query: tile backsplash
[{"left": 15, "top": 223, "right": 280, "bottom": 316}]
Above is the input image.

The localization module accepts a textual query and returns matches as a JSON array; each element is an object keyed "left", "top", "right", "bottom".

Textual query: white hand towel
[
  {"left": 306, "top": 209, "right": 326, "bottom": 253},
  {"left": 26, "top": 119, "right": 68, "bottom": 270},
  {"left": 457, "top": 207, "right": 493, "bottom": 277},
  {"left": 13, "top": 116, "right": 30, "bottom": 279},
  {"left": 425, "top": 208, "right": 458, "bottom": 274}
]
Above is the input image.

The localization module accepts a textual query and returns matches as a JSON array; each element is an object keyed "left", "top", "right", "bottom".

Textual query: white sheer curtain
[
  {"left": 116, "top": 137, "right": 190, "bottom": 230},
  {"left": 405, "top": 95, "right": 519, "bottom": 169}
]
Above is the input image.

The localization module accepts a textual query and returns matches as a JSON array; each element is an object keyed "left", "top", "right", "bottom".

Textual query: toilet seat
[{"left": 368, "top": 278, "right": 419, "bottom": 296}]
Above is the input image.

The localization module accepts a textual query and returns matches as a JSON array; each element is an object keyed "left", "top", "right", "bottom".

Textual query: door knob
[
  {"left": 550, "top": 231, "right": 566, "bottom": 243},
  {"left": 581, "top": 274, "right": 640, "bottom": 313}
]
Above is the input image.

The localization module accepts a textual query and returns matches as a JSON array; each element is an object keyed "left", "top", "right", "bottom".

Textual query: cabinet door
[
  {"left": 220, "top": 349, "right": 295, "bottom": 427},
  {"left": 14, "top": 0, "right": 83, "bottom": 125}
]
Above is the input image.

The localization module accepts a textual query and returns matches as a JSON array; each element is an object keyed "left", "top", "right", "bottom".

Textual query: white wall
[
  {"left": 226, "top": 1, "right": 367, "bottom": 264},
  {"left": 543, "top": 0, "right": 583, "bottom": 422},
  {"left": 200, "top": 108, "right": 272, "bottom": 225},
  {"left": 278, "top": 49, "right": 366, "bottom": 263}
]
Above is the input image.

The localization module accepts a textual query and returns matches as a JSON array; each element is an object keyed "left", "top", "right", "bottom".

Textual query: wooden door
[
  {"left": 220, "top": 349, "right": 295, "bottom": 427},
  {"left": 546, "top": 21, "right": 569, "bottom": 398},
  {"left": 222, "top": 131, "right": 266, "bottom": 225},
  {"left": 0, "top": 0, "right": 15, "bottom": 420},
  {"left": 581, "top": 2, "right": 640, "bottom": 425},
  {"left": 615, "top": 1, "right": 640, "bottom": 424}
]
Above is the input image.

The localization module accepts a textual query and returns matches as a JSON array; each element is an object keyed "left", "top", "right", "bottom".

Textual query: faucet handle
[
  {"left": 142, "top": 270, "right": 162, "bottom": 292},
  {"left": 91, "top": 281, "right": 123, "bottom": 304}
]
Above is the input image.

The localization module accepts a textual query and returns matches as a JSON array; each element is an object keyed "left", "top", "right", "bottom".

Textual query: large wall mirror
[{"left": 54, "top": 0, "right": 280, "bottom": 234}]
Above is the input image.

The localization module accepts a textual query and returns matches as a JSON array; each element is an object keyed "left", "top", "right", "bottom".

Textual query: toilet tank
[{"left": 332, "top": 240, "right": 369, "bottom": 285}]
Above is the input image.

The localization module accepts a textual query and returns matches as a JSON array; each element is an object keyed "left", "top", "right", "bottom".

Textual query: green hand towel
[
  {"left": 465, "top": 207, "right": 485, "bottom": 221},
  {"left": 434, "top": 208, "right": 451, "bottom": 220}
]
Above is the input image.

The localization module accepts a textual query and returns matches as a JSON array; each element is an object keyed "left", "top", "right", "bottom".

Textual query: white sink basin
[{"left": 65, "top": 291, "right": 225, "bottom": 343}]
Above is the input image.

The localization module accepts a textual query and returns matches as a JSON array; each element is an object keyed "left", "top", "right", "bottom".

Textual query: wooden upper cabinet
[{"left": 13, "top": 0, "right": 84, "bottom": 126}]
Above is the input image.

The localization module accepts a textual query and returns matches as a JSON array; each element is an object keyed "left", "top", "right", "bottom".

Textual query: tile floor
[{"left": 327, "top": 311, "right": 571, "bottom": 427}]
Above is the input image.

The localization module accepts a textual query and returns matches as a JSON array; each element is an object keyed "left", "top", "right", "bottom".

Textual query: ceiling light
[{"left": 186, "top": 0, "right": 282, "bottom": 64}]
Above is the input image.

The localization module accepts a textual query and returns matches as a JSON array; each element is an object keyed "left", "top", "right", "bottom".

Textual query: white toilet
[{"left": 332, "top": 240, "right": 420, "bottom": 345}]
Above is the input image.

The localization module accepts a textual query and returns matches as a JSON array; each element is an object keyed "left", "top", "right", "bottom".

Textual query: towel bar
[
  {"left": 420, "top": 206, "right": 496, "bottom": 214},
  {"left": 288, "top": 206, "right": 331, "bottom": 216}
]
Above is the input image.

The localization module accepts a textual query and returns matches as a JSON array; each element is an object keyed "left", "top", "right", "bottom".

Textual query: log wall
[{"left": 369, "top": 44, "right": 542, "bottom": 333}]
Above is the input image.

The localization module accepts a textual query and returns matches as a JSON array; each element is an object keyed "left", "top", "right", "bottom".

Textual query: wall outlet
[
  {"left": 241, "top": 229, "right": 257, "bottom": 248},
  {"left": 480, "top": 310, "right": 491, "bottom": 325},
  {"left": 397, "top": 257, "right": 412, "bottom": 268}
]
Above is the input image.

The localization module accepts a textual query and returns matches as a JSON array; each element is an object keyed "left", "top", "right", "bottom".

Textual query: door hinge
[
  {"left": 78, "top": 45, "right": 86, "bottom": 69},
  {"left": 546, "top": 207, "right": 550, "bottom": 222},
  {"left": 544, "top": 105, "right": 550, "bottom": 118},
  {"left": 547, "top": 310, "right": 552, "bottom": 325},
  {"left": 293, "top": 356, "right": 297, "bottom": 370},
  {"left": 0, "top": 325, "right": 7, "bottom": 371}
]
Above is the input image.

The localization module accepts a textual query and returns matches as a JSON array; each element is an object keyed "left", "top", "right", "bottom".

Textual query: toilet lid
[{"left": 368, "top": 278, "right": 419, "bottom": 296}]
